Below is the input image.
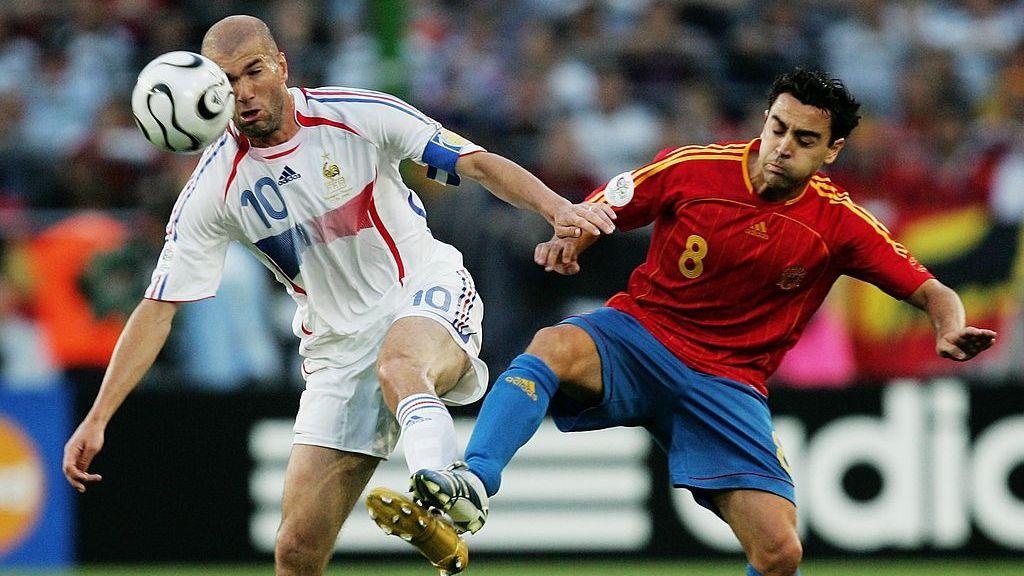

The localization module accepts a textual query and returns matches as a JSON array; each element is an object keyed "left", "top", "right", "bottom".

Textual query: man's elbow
[{"left": 456, "top": 151, "right": 503, "bottom": 183}]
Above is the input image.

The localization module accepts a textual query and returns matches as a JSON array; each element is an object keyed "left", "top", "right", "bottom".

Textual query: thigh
[
  {"left": 547, "top": 308, "right": 668, "bottom": 434},
  {"left": 524, "top": 323, "right": 603, "bottom": 405},
  {"left": 278, "top": 444, "right": 380, "bottom": 551},
  {"left": 712, "top": 489, "right": 798, "bottom": 558},
  {"left": 378, "top": 316, "right": 472, "bottom": 408},
  {"left": 381, "top": 265, "right": 488, "bottom": 407}
]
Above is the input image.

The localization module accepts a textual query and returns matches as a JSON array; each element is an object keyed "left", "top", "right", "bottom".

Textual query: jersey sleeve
[
  {"left": 838, "top": 203, "right": 934, "bottom": 299},
  {"left": 145, "top": 177, "right": 231, "bottom": 302},
  {"left": 337, "top": 90, "right": 485, "bottom": 186},
  {"left": 583, "top": 147, "right": 681, "bottom": 231}
]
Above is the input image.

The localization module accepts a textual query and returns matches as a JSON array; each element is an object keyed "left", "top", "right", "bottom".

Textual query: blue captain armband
[{"left": 422, "top": 129, "right": 476, "bottom": 186}]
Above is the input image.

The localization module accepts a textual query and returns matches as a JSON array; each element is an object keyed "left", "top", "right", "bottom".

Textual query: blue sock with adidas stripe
[{"left": 465, "top": 353, "right": 560, "bottom": 496}]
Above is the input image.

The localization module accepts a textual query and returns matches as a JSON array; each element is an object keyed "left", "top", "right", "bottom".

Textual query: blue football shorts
[{"left": 552, "top": 306, "right": 795, "bottom": 516}]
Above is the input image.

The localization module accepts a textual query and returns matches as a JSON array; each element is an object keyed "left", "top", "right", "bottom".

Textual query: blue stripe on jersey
[
  {"left": 305, "top": 96, "right": 430, "bottom": 124},
  {"left": 157, "top": 272, "right": 169, "bottom": 299},
  {"left": 407, "top": 192, "right": 426, "bottom": 218},
  {"left": 255, "top": 227, "right": 302, "bottom": 280},
  {"left": 171, "top": 133, "right": 230, "bottom": 241}
]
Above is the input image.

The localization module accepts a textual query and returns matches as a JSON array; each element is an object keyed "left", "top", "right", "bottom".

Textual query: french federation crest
[
  {"left": 321, "top": 152, "right": 349, "bottom": 201},
  {"left": 777, "top": 265, "right": 806, "bottom": 290},
  {"left": 604, "top": 171, "right": 635, "bottom": 207}
]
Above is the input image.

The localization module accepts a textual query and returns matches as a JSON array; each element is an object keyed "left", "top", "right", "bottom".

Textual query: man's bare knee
[
  {"left": 275, "top": 523, "right": 330, "bottom": 576},
  {"left": 524, "top": 325, "right": 583, "bottom": 378},
  {"left": 377, "top": 355, "right": 429, "bottom": 409},
  {"left": 749, "top": 533, "right": 802, "bottom": 576},
  {"left": 377, "top": 354, "right": 425, "bottom": 390}
]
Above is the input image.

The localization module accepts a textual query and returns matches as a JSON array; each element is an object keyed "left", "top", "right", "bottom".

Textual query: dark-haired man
[{"left": 372, "top": 70, "right": 996, "bottom": 575}]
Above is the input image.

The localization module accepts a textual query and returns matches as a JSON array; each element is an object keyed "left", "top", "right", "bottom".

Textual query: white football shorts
[{"left": 292, "top": 264, "right": 487, "bottom": 459}]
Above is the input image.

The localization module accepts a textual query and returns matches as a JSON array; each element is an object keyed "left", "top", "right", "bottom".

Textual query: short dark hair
[{"left": 768, "top": 69, "right": 861, "bottom": 144}]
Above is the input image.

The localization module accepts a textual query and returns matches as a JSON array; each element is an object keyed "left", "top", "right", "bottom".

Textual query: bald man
[{"left": 63, "top": 15, "right": 616, "bottom": 576}]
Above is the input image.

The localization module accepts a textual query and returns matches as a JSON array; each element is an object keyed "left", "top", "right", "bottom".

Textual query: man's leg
[
  {"left": 712, "top": 489, "right": 802, "bottom": 576},
  {"left": 460, "top": 323, "right": 603, "bottom": 494},
  {"left": 412, "top": 322, "right": 602, "bottom": 527},
  {"left": 377, "top": 316, "right": 472, "bottom": 474},
  {"left": 368, "top": 316, "right": 478, "bottom": 572},
  {"left": 276, "top": 444, "right": 379, "bottom": 576}
]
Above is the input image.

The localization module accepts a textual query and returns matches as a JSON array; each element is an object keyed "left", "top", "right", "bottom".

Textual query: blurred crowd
[{"left": 0, "top": 0, "right": 1021, "bottom": 391}]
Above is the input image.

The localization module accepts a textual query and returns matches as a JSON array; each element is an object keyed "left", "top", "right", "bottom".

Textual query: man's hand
[
  {"left": 936, "top": 326, "right": 996, "bottom": 361},
  {"left": 535, "top": 237, "right": 582, "bottom": 275},
  {"left": 63, "top": 420, "right": 105, "bottom": 493},
  {"left": 552, "top": 202, "right": 616, "bottom": 239}
]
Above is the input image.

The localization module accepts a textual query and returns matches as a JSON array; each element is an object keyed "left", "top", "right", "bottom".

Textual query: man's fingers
[
  {"left": 554, "top": 225, "right": 582, "bottom": 239},
  {"left": 63, "top": 465, "right": 102, "bottom": 492},
  {"left": 536, "top": 240, "right": 552, "bottom": 264},
  {"left": 578, "top": 209, "right": 616, "bottom": 235},
  {"left": 957, "top": 334, "right": 995, "bottom": 357},
  {"left": 940, "top": 347, "right": 967, "bottom": 361},
  {"left": 573, "top": 205, "right": 616, "bottom": 235},
  {"left": 545, "top": 244, "right": 562, "bottom": 271},
  {"left": 562, "top": 261, "right": 580, "bottom": 275},
  {"left": 562, "top": 241, "right": 578, "bottom": 264}
]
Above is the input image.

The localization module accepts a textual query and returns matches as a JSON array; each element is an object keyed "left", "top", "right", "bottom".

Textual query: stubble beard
[{"left": 237, "top": 93, "right": 285, "bottom": 140}]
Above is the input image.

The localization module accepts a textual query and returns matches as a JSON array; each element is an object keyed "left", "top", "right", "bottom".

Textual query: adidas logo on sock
[{"left": 278, "top": 165, "right": 302, "bottom": 185}]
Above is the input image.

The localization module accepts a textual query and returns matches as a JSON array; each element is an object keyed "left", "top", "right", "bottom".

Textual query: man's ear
[
  {"left": 277, "top": 52, "right": 288, "bottom": 83},
  {"left": 823, "top": 138, "right": 845, "bottom": 165}
]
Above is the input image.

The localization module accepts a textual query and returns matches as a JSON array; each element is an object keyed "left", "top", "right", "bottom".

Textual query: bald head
[
  {"left": 201, "top": 15, "right": 278, "bottom": 60},
  {"left": 201, "top": 15, "right": 295, "bottom": 147}
]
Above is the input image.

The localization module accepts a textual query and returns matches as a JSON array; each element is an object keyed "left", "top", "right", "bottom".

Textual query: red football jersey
[{"left": 586, "top": 139, "right": 933, "bottom": 396}]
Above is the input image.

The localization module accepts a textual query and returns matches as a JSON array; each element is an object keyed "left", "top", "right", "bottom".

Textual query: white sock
[{"left": 397, "top": 393, "right": 458, "bottom": 475}]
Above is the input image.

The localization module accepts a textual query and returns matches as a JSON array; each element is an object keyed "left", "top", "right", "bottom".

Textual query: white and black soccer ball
[{"left": 131, "top": 51, "right": 234, "bottom": 154}]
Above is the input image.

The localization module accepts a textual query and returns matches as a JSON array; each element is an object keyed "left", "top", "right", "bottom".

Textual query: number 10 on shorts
[{"left": 413, "top": 286, "right": 453, "bottom": 312}]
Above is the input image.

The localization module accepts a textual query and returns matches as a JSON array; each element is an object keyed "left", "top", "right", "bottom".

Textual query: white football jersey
[{"left": 146, "top": 86, "right": 485, "bottom": 366}]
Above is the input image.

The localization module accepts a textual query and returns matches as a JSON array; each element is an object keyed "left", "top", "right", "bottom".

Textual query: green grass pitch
[{"left": 14, "top": 559, "right": 1019, "bottom": 576}]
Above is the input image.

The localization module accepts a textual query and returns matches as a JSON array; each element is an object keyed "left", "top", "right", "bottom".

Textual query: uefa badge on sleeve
[{"left": 604, "top": 172, "right": 635, "bottom": 207}]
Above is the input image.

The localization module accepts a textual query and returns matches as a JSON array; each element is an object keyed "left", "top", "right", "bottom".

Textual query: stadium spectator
[
  {"left": 819, "top": 0, "right": 911, "bottom": 118},
  {"left": 570, "top": 65, "right": 660, "bottom": 181}
]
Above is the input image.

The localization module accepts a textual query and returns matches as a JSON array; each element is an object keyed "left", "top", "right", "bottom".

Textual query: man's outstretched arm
[
  {"left": 906, "top": 278, "right": 996, "bottom": 361},
  {"left": 456, "top": 152, "right": 616, "bottom": 238},
  {"left": 63, "top": 298, "right": 180, "bottom": 492}
]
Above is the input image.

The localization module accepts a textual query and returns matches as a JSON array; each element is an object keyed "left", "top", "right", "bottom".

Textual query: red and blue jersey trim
[{"left": 300, "top": 87, "right": 432, "bottom": 125}]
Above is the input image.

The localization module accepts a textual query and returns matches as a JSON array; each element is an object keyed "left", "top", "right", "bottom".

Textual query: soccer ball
[{"left": 131, "top": 51, "right": 234, "bottom": 154}]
